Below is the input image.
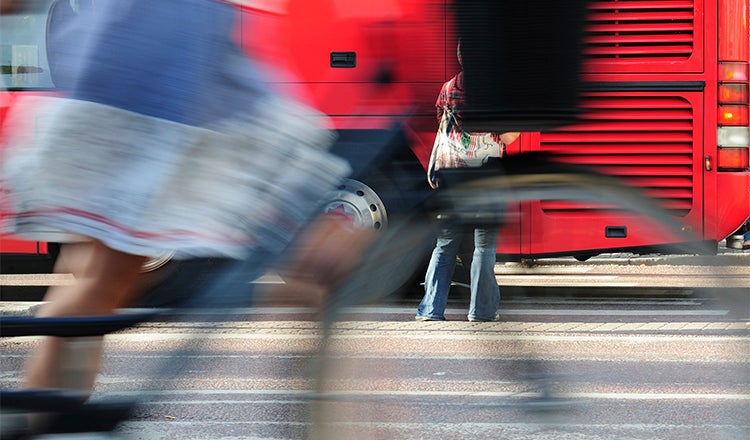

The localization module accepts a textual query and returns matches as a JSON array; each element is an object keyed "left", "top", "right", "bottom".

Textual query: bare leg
[{"left": 24, "top": 241, "right": 147, "bottom": 393}]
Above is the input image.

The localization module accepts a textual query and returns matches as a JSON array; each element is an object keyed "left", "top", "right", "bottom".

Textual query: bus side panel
[
  {"left": 494, "top": 132, "right": 529, "bottom": 257},
  {"left": 1, "top": 91, "right": 54, "bottom": 259},
  {"left": 237, "top": 0, "right": 447, "bottom": 126},
  {"left": 715, "top": 172, "right": 750, "bottom": 239},
  {"left": 0, "top": 235, "right": 41, "bottom": 254},
  {"left": 526, "top": 91, "right": 707, "bottom": 255},
  {"left": 582, "top": 0, "right": 706, "bottom": 74}
]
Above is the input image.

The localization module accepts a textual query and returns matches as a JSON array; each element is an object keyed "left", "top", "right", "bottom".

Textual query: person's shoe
[
  {"left": 468, "top": 314, "right": 499, "bottom": 322},
  {"left": 743, "top": 240, "right": 750, "bottom": 250},
  {"left": 415, "top": 315, "right": 444, "bottom": 321}
]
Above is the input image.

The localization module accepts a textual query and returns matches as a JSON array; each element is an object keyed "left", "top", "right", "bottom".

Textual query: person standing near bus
[{"left": 416, "top": 43, "right": 520, "bottom": 322}]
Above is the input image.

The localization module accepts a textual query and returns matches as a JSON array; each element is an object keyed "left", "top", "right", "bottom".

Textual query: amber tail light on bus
[{"left": 717, "top": 62, "right": 749, "bottom": 171}]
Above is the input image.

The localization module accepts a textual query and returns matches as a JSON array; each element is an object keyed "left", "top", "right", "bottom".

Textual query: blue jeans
[{"left": 416, "top": 226, "right": 500, "bottom": 321}]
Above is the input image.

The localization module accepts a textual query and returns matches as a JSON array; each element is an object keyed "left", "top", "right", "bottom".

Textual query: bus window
[{"left": 0, "top": 1, "right": 55, "bottom": 90}]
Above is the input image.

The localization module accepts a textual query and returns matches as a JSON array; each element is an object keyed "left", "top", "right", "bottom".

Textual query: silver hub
[{"left": 323, "top": 179, "right": 387, "bottom": 230}]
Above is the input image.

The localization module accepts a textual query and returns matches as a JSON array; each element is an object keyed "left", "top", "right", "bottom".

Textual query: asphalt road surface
[
  {"left": 1, "top": 289, "right": 748, "bottom": 439},
  {"left": 1, "top": 249, "right": 747, "bottom": 439}
]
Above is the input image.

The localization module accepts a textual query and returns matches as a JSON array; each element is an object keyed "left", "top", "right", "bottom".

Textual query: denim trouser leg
[
  {"left": 417, "top": 227, "right": 462, "bottom": 320},
  {"left": 467, "top": 227, "right": 500, "bottom": 321}
]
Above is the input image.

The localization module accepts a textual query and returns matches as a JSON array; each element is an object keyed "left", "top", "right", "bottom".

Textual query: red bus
[
  {"left": 236, "top": 0, "right": 749, "bottom": 260},
  {"left": 1, "top": 0, "right": 748, "bottom": 271}
]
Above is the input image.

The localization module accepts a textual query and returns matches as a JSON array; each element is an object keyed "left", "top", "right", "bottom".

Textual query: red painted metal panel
[
  {"left": 0, "top": 235, "right": 40, "bottom": 255},
  {"left": 502, "top": 90, "right": 707, "bottom": 255},
  {"left": 236, "top": 0, "right": 446, "bottom": 117},
  {"left": 718, "top": 0, "right": 750, "bottom": 61},
  {"left": 583, "top": 0, "right": 704, "bottom": 73}
]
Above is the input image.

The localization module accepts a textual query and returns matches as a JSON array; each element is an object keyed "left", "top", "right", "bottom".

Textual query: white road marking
[{"left": 99, "top": 388, "right": 750, "bottom": 402}]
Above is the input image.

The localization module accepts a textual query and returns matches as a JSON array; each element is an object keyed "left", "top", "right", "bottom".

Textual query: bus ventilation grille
[
  {"left": 585, "top": 0, "right": 695, "bottom": 62},
  {"left": 539, "top": 94, "right": 695, "bottom": 217}
]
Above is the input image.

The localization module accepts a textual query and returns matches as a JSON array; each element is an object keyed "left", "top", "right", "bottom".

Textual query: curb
[
  {"left": 0, "top": 301, "right": 43, "bottom": 316},
  {"left": 522, "top": 244, "right": 748, "bottom": 267},
  {"left": 2, "top": 246, "right": 746, "bottom": 317},
  {"left": 530, "top": 253, "right": 748, "bottom": 267}
]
